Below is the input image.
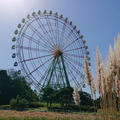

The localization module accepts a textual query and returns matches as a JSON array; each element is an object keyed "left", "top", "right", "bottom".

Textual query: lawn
[{"left": 0, "top": 110, "right": 101, "bottom": 120}]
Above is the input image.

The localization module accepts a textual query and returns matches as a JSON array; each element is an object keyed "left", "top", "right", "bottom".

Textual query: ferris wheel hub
[{"left": 54, "top": 50, "right": 63, "bottom": 59}]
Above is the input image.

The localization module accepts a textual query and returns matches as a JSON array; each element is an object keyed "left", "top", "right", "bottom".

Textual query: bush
[
  {"left": 0, "top": 105, "right": 10, "bottom": 110},
  {"left": 10, "top": 96, "right": 29, "bottom": 110},
  {"left": 10, "top": 98, "right": 16, "bottom": 109},
  {"left": 48, "top": 105, "right": 97, "bottom": 112},
  {"left": 29, "top": 102, "right": 44, "bottom": 108},
  {"left": 48, "top": 106, "right": 72, "bottom": 112}
]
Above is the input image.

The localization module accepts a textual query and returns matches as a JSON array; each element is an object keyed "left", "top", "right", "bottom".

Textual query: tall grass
[{"left": 84, "top": 34, "right": 120, "bottom": 120}]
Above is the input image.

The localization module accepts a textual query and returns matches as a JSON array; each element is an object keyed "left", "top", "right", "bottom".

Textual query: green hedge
[
  {"left": 29, "top": 102, "right": 44, "bottom": 108},
  {"left": 0, "top": 105, "right": 10, "bottom": 109},
  {"left": 10, "top": 96, "right": 29, "bottom": 110},
  {"left": 48, "top": 105, "right": 97, "bottom": 112}
]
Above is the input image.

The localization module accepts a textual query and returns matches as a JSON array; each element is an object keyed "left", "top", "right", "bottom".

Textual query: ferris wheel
[{"left": 12, "top": 10, "right": 90, "bottom": 89}]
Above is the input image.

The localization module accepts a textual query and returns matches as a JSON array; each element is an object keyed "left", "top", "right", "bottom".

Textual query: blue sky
[{"left": 0, "top": 0, "right": 120, "bottom": 75}]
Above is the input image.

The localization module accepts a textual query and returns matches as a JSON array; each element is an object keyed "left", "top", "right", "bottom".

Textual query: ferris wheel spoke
[
  {"left": 28, "top": 24, "right": 55, "bottom": 50},
  {"left": 70, "top": 68, "right": 84, "bottom": 86},
  {"left": 36, "top": 47, "right": 49, "bottom": 72},
  {"left": 64, "top": 46, "right": 85, "bottom": 53},
  {"left": 28, "top": 52, "right": 47, "bottom": 79},
  {"left": 34, "top": 82, "right": 42, "bottom": 88},
  {"left": 22, "top": 33, "right": 53, "bottom": 51},
  {"left": 42, "top": 59, "right": 57, "bottom": 88},
  {"left": 63, "top": 37, "right": 80, "bottom": 50},
  {"left": 66, "top": 63, "right": 78, "bottom": 83},
  {"left": 35, "top": 65, "right": 50, "bottom": 88},
  {"left": 25, "top": 57, "right": 53, "bottom": 78},
  {"left": 64, "top": 58, "right": 85, "bottom": 87},
  {"left": 35, "top": 17, "right": 47, "bottom": 34},
  {"left": 62, "top": 29, "right": 74, "bottom": 48},
  {"left": 20, "top": 49, "right": 39, "bottom": 82},
  {"left": 63, "top": 55, "right": 83, "bottom": 67},
  {"left": 27, "top": 46, "right": 42, "bottom": 78},
  {"left": 38, "top": 67, "right": 50, "bottom": 85},
  {"left": 18, "top": 45, "right": 51, "bottom": 53},
  {"left": 28, "top": 77, "right": 39, "bottom": 86},
  {"left": 63, "top": 56, "right": 84, "bottom": 79},
  {"left": 29, "top": 61, "right": 42, "bottom": 78},
  {"left": 45, "top": 16, "right": 57, "bottom": 46},
  {"left": 67, "top": 62, "right": 84, "bottom": 80},
  {"left": 31, "top": 77, "right": 40, "bottom": 86},
  {"left": 35, "top": 16, "right": 56, "bottom": 47},
  {"left": 22, "top": 33, "right": 41, "bottom": 46},
  {"left": 23, "top": 67, "right": 40, "bottom": 86},
  {"left": 60, "top": 23, "right": 66, "bottom": 47},
  {"left": 64, "top": 53, "right": 84, "bottom": 58},
  {"left": 19, "top": 54, "right": 53, "bottom": 63},
  {"left": 55, "top": 16, "right": 60, "bottom": 47},
  {"left": 66, "top": 63, "right": 81, "bottom": 88}
]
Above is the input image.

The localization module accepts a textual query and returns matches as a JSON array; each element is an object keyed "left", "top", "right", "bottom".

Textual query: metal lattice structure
[{"left": 12, "top": 10, "right": 90, "bottom": 90}]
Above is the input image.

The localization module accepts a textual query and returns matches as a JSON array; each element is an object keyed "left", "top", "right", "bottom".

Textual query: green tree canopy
[
  {"left": 0, "top": 70, "right": 39, "bottom": 105},
  {"left": 40, "top": 86, "right": 94, "bottom": 107}
]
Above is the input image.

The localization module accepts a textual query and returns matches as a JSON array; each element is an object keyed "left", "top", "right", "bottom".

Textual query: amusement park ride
[{"left": 12, "top": 10, "right": 90, "bottom": 90}]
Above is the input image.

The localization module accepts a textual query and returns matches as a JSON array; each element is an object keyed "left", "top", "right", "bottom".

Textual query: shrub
[
  {"left": 0, "top": 105, "right": 10, "bottom": 110},
  {"left": 29, "top": 102, "right": 44, "bottom": 108},
  {"left": 10, "top": 96, "right": 29, "bottom": 110},
  {"left": 10, "top": 98, "right": 17, "bottom": 109},
  {"left": 48, "top": 105, "right": 97, "bottom": 112},
  {"left": 18, "top": 98, "right": 29, "bottom": 109}
]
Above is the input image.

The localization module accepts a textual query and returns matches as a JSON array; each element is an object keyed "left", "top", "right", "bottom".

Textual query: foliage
[
  {"left": 40, "top": 86, "right": 94, "bottom": 109},
  {"left": 0, "top": 70, "right": 13, "bottom": 105},
  {"left": 48, "top": 105, "right": 97, "bottom": 112},
  {"left": 0, "top": 105, "right": 10, "bottom": 109},
  {"left": 0, "top": 70, "right": 39, "bottom": 105},
  {"left": 57, "top": 87, "right": 73, "bottom": 107},
  {"left": 94, "top": 97, "right": 100, "bottom": 109},
  {"left": 10, "top": 95, "right": 29, "bottom": 109},
  {"left": 29, "top": 102, "right": 44, "bottom": 108},
  {"left": 79, "top": 91, "right": 93, "bottom": 106},
  {"left": 10, "top": 98, "right": 16, "bottom": 109},
  {"left": 41, "top": 87, "right": 73, "bottom": 107}
]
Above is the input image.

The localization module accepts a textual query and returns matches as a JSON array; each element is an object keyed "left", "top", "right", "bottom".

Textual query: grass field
[{"left": 0, "top": 110, "right": 102, "bottom": 120}]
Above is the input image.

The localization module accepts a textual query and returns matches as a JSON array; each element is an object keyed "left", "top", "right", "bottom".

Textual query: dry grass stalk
[
  {"left": 84, "top": 34, "right": 120, "bottom": 120},
  {"left": 84, "top": 56, "right": 96, "bottom": 97},
  {"left": 73, "top": 86, "right": 80, "bottom": 106}
]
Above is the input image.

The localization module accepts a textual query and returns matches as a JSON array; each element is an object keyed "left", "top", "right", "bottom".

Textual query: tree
[
  {"left": 41, "top": 87, "right": 73, "bottom": 107},
  {"left": 11, "top": 76, "right": 39, "bottom": 102},
  {"left": 41, "top": 87, "right": 55, "bottom": 107},
  {"left": 79, "top": 91, "right": 93, "bottom": 106},
  {"left": 10, "top": 95, "right": 29, "bottom": 109},
  {"left": 0, "top": 70, "right": 13, "bottom": 105},
  {"left": 56, "top": 87, "right": 73, "bottom": 107},
  {"left": 0, "top": 70, "right": 39, "bottom": 105}
]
